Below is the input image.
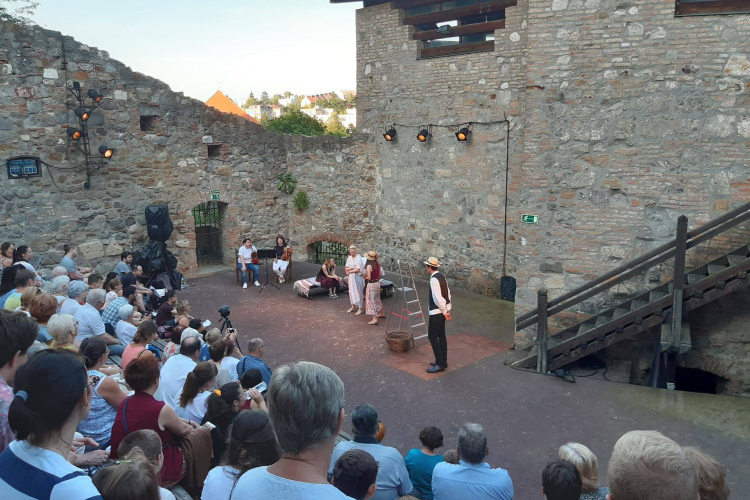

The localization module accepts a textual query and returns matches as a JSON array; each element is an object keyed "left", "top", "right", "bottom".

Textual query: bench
[{"left": 294, "top": 277, "right": 395, "bottom": 300}]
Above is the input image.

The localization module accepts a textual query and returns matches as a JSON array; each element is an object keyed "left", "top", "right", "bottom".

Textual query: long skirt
[
  {"left": 365, "top": 281, "right": 382, "bottom": 316},
  {"left": 347, "top": 273, "right": 364, "bottom": 307},
  {"left": 318, "top": 276, "right": 340, "bottom": 290}
]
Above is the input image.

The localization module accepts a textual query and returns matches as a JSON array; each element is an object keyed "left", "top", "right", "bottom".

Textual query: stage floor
[{"left": 181, "top": 261, "right": 750, "bottom": 498}]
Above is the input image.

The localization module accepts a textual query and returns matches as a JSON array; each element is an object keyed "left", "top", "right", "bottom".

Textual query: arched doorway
[{"left": 192, "top": 201, "right": 225, "bottom": 266}]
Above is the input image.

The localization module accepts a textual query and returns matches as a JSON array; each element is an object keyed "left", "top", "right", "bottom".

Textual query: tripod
[
  {"left": 258, "top": 250, "right": 280, "bottom": 294},
  {"left": 219, "top": 314, "right": 243, "bottom": 355}
]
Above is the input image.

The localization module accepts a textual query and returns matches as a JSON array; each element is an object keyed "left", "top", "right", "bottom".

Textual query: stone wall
[{"left": 0, "top": 22, "right": 378, "bottom": 277}]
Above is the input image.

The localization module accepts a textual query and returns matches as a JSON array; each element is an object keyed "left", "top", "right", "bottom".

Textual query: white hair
[
  {"left": 51, "top": 266, "right": 69, "bottom": 278},
  {"left": 51, "top": 276, "right": 71, "bottom": 294},
  {"left": 46, "top": 314, "right": 76, "bottom": 344},
  {"left": 118, "top": 304, "right": 134, "bottom": 320},
  {"left": 86, "top": 288, "right": 106, "bottom": 306},
  {"left": 181, "top": 328, "right": 201, "bottom": 340}
]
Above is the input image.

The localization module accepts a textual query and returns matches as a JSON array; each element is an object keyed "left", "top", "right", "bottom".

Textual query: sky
[{"left": 30, "top": 0, "right": 359, "bottom": 103}]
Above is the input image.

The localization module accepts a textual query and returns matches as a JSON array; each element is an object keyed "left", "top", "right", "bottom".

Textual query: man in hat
[{"left": 424, "top": 257, "right": 451, "bottom": 373}]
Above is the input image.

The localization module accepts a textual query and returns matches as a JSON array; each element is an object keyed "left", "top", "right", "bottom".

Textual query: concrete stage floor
[{"left": 181, "top": 261, "right": 750, "bottom": 498}]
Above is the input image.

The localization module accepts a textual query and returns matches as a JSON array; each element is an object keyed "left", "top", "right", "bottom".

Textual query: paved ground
[{"left": 181, "top": 261, "right": 750, "bottom": 498}]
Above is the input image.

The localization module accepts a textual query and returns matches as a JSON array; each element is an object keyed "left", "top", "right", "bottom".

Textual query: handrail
[{"left": 517, "top": 200, "right": 750, "bottom": 331}]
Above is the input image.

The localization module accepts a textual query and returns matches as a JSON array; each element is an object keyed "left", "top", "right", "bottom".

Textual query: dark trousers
[{"left": 428, "top": 313, "right": 448, "bottom": 368}]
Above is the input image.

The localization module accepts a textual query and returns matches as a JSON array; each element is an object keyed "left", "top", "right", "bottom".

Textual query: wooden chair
[{"left": 235, "top": 250, "right": 255, "bottom": 285}]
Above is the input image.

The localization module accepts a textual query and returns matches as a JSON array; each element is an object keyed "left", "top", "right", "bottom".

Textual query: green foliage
[
  {"left": 243, "top": 92, "right": 259, "bottom": 107},
  {"left": 315, "top": 96, "right": 349, "bottom": 115},
  {"left": 324, "top": 113, "right": 348, "bottom": 137},
  {"left": 271, "top": 94, "right": 282, "bottom": 105},
  {"left": 0, "top": 0, "right": 38, "bottom": 24},
  {"left": 259, "top": 90, "right": 270, "bottom": 105},
  {"left": 293, "top": 191, "right": 310, "bottom": 211},
  {"left": 277, "top": 173, "right": 297, "bottom": 194},
  {"left": 283, "top": 91, "right": 293, "bottom": 98},
  {"left": 266, "top": 110, "right": 326, "bottom": 136}
]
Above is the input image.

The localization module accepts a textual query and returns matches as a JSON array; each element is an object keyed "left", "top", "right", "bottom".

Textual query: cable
[
  {"left": 390, "top": 119, "right": 509, "bottom": 129},
  {"left": 502, "top": 116, "right": 510, "bottom": 277}
]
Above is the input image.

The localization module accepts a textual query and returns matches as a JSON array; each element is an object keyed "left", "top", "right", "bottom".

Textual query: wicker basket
[{"left": 385, "top": 331, "right": 413, "bottom": 353}]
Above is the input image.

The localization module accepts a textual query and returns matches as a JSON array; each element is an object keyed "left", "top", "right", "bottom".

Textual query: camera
[{"left": 218, "top": 305, "right": 231, "bottom": 318}]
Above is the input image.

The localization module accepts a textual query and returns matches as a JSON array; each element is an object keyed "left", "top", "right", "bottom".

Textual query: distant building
[
  {"left": 278, "top": 96, "right": 299, "bottom": 107},
  {"left": 301, "top": 107, "right": 357, "bottom": 129},
  {"left": 245, "top": 105, "right": 284, "bottom": 122},
  {"left": 205, "top": 91, "right": 259, "bottom": 124}
]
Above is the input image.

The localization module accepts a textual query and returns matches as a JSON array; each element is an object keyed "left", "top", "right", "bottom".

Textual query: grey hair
[
  {"left": 51, "top": 266, "right": 69, "bottom": 278},
  {"left": 351, "top": 403, "right": 379, "bottom": 438},
  {"left": 46, "top": 313, "right": 76, "bottom": 344},
  {"left": 51, "top": 276, "right": 71, "bottom": 294},
  {"left": 118, "top": 304, "right": 134, "bottom": 320},
  {"left": 86, "top": 288, "right": 106, "bottom": 306},
  {"left": 458, "top": 423, "right": 488, "bottom": 464},
  {"left": 268, "top": 361, "right": 345, "bottom": 455},
  {"left": 248, "top": 338, "right": 263, "bottom": 353}
]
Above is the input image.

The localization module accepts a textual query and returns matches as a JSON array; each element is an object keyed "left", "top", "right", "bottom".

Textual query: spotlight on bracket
[
  {"left": 417, "top": 128, "right": 430, "bottom": 143},
  {"left": 74, "top": 107, "right": 90, "bottom": 121},
  {"left": 67, "top": 128, "right": 82, "bottom": 140},
  {"left": 87, "top": 89, "right": 103, "bottom": 103},
  {"left": 99, "top": 145, "right": 114, "bottom": 159},
  {"left": 456, "top": 127, "right": 470, "bottom": 142},
  {"left": 383, "top": 127, "right": 397, "bottom": 142}
]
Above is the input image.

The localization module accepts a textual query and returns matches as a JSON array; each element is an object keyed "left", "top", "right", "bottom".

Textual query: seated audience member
[
  {"left": 200, "top": 328, "right": 222, "bottom": 361},
  {"left": 17, "top": 286, "right": 41, "bottom": 315},
  {"left": 163, "top": 325, "right": 184, "bottom": 361},
  {"left": 155, "top": 290, "right": 177, "bottom": 326},
  {"left": 329, "top": 403, "right": 414, "bottom": 500},
  {"left": 0, "top": 242, "right": 14, "bottom": 277},
  {"left": 3, "top": 269, "right": 36, "bottom": 311},
  {"left": 236, "top": 338, "right": 272, "bottom": 385},
  {"left": 683, "top": 447, "right": 730, "bottom": 500},
  {"left": 221, "top": 341, "right": 240, "bottom": 382},
  {"left": 175, "top": 362, "right": 217, "bottom": 423},
  {"left": 232, "top": 361, "right": 350, "bottom": 499},
  {"left": 114, "top": 252, "right": 133, "bottom": 278},
  {"left": 29, "top": 292, "right": 58, "bottom": 344},
  {"left": 0, "top": 350, "right": 102, "bottom": 499},
  {"left": 543, "top": 459, "right": 582, "bottom": 500},
  {"left": 93, "top": 448, "right": 161, "bottom": 500},
  {"left": 115, "top": 304, "right": 138, "bottom": 345},
  {"left": 61, "top": 280, "right": 88, "bottom": 316},
  {"left": 333, "top": 449, "right": 379, "bottom": 500},
  {"left": 75, "top": 289, "right": 125, "bottom": 356},
  {"left": 406, "top": 426, "right": 445, "bottom": 500},
  {"left": 121, "top": 265, "right": 152, "bottom": 311},
  {"left": 121, "top": 321, "right": 161, "bottom": 372},
  {"left": 13, "top": 245, "right": 43, "bottom": 284},
  {"left": 103, "top": 272, "right": 119, "bottom": 292},
  {"left": 202, "top": 382, "right": 247, "bottom": 467},
  {"left": 442, "top": 449, "right": 459, "bottom": 465},
  {"left": 77, "top": 337, "right": 127, "bottom": 449},
  {"left": 0, "top": 310, "right": 37, "bottom": 454},
  {"left": 49, "top": 266, "right": 69, "bottom": 282},
  {"left": 87, "top": 273, "right": 104, "bottom": 289},
  {"left": 558, "top": 442, "right": 610, "bottom": 500},
  {"left": 173, "top": 300, "right": 193, "bottom": 328},
  {"left": 432, "top": 423, "right": 514, "bottom": 500},
  {"left": 110, "top": 355, "right": 201, "bottom": 486},
  {"left": 47, "top": 313, "right": 79, "bottom": 351},
  {"left": 607, "top": 430, "right": 697, "bottom": 500},
  {"left": 0, "top": 265, "right": 20, "bottom": 308},
  {"left": 180, "top": 326, "right": 202, "bottom": 342},
  {"left": 156, "top": 336, "right": 201, "bottom": 409},
  {"left": 61, "top": 245, "right": 92, "bottom": 281},
  {"left": 102, "top": 285, "right": 138, "bottom": 330},
  {"left": 190, "top": 317, "right": 207, "bottom": 336},
  {"left": 105, "top": 277, "right": 122, "bottom": 304},
  {"left": 117, "top": 429, "right": 176, "bottom": 500},
  {"left": 51, "top": 275, "right": 71, "bottom": 306},
  {"left": 209, "top": 341, "right": 233, "bottom": 388},
  {"left": 202, "top": 409, "right": 282, "bottom": 500}
]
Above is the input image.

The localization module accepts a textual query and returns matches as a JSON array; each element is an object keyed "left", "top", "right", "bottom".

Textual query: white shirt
[
  {"left": 429, "top": 271, "right": 452, "bottom": 315},
  {"left": 201, "top": 466, "right": 242, "bottom": 500},
  {"left": 237, "top": 245, "right": 257, "bottom": 264},
  {"left": 160, "top": 487, "right": 176, "bottom": 500},
  {"left": 18, "top": 261, "right": 43, "bottom": 282},
  {"left": 345, "top": 254, "right": 365, "bottom": 275},
  {"left": 221, "top": 357, "right": 240, "bottom": 382},
  {"left": 116, "top": 321, "right": 137, "bottom": 345},
  {"left": 74, "top": 303, "right": 106, "bottom": 340},
  {"left": 233, "top": 467, "right": 353, "bottom": 500},
  {"left": 60, "top": 299, "right": 82, "bottom": 316},
  {"left": 155, "top": 354, "right": 197, "bottom": 408},
  {"left": 174, "top": 390, "right": 211, "bottom": 423}
]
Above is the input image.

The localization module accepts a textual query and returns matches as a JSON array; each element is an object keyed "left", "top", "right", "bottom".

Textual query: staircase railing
[{"left": 516, "top": 200, "right": 750, "bottom": 373}]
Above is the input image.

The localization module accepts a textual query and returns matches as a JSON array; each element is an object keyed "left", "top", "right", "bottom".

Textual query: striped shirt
[{"left": 0, "top": 440, "right": 103, "bottom": 500}]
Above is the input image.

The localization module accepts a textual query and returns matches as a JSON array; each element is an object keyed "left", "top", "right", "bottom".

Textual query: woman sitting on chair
[
  {"left": 317, "top": 258, "right": 341, "bottom": 299},
  {"left": 272, "top": 235, "right": 292, "bottom": 283}
]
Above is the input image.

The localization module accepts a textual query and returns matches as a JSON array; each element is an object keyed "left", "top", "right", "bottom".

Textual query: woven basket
[{"left": 385, "top": 331, "right": 413, "bottom": 353}]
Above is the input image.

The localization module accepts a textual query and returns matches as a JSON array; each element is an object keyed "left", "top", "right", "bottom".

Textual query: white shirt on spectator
[
  {"left": 18, "top": 261, "right": 43, "bottom": 282},
  {"left": 74, "top": 303, "right": 106, "bottom": 341},
  {"left": 233, "top": 466, "right": 353, "bottom": 500},
  {"left": 174, "top": 390, "right": 210, "bottom": 423},
  {"left": 201, "top": 465, "right": 242, "bottom": 500},
  {"left": 221, "top": 357, "right": 240, "bottom": 382},
  {"left": 60, "top": 299, "right": 82, "bottom": 317},
  {"left": 115, "top": 321, "right": 137, "bottom": 345},
  {"left": 237, "top": 245, "right": 257, "bottom": 264},
  {"left": 155, "top": 354, "right": 197, "bottom": 409}
]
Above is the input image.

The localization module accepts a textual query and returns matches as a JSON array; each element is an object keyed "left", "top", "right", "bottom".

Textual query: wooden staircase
[{"left": 512, "top": 202, "right": 750, "bottom": 378}]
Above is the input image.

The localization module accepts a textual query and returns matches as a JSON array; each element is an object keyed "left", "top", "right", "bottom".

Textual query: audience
[
  {"left": 61, "top": 280, "right": 88, "bottom": 316},
  {"left": 93, "top": 447, "right": 161, "bottom": 500},
  {"left": 114, "top": 252, "right": 133, "bottom": 278},
  {"left": 157, "top": 336, "right": 201, "bottom": 409},
  {"left": 60, "top": 245, "right": 91, "bottom": 281},
  {"left": 239, "top": 368, "right": 268, "bottom": 410},
  {"left": 558, "top": 442, "right": 609, "bottom": 500},
  {"left": 232, "top": 361, "right": 350, "bottom": 499},
  {"left": 189, "top": 318, "right": 207, "bottom": 338},
  {"left": 155, "top": 290, "right": 177, "bottom": 326},
  {"left": 117, "top": 429, "right": 177, "bottom": 500},
  {"left": 329, "top": 403, "right": 414, "bottom": 500},
  {"left": 0, "top": 242, "right": 14, "bottom": 276},
  {"left": 75, "top": 288, "right": 125, "bottom": 355},
  {"left": 87, "top": 273, "right": 104, "bottom": 289},
  {"left": 47, "top": 313, "right": 80, "bottom": 351},
  {"left": 173, "top": 300, "right": 193, "bottom": 328},
  {"left": 0, "top": 264, "right": 20, "bottom": 307},
  {"left": 607, "top": 430, "right": 697, "bottom": 500},
  {"left": 221, "top": 340, "right": 240, "bottom": 382},
  {"left": 115, "top": 304, "right": 138, "bottom": 344},
  {"left": 51, "top": 275, "right": 71, "bottom": 306},
  {"left": 432, "top": 423, "right": 514, "bottom": 500},
  {"left": 12, "top": 245, "right": 43, "bottom": 284},
  {"left": 333, "top": 449, "right": 379, "bottom": 500},
  {"left": 236, "top": 337, "right": 272, "bottom": 385},
  {"left": 105, "top": 277, "right": 123, "bottom": 304},
  {"left": 29, "top": 292, "right": 58, "bottom": 344},
  {"left": 543, "top": 459, "right": 582, "bottom": 500},
  {"left": 405, "top": 426, "right": 444, "bottom": 500},
  {"left": 208, "top": 341, "right": 233, "bottom": 388},
  {"left": 0, "top": 349, "right": 103, "bottom": 499},
  {"left": 120, "top": 265, "right": 150, "bottom": 313},
  {"left": 203, "top": 382, "right": 246, "bottom": 467},
  {"left": 683, "top": 447, "right": 730, "bottom": 500},
  {"left": 442, "top": 449, "right": 459, "bottom": 465},
  {"left": 200, "top": 328, "right": 222, "bottom": 361},
  {"left": 17, "top": 285, "right": 41, "bottom": 315},
  {"left": 176, "top": 362, "right": 217, "bottom": 423},
  {"left": 163, "top": 325, "right": 185, "bottom": 361},
  {"left": 3, "top": 269, "right": 36, "bottom": 311},
  {"left": 121, "top": 321, "right": 161, "bottom": 372},
  {"left": 102, "top": 285, "right": 139, "bottom": 330}
]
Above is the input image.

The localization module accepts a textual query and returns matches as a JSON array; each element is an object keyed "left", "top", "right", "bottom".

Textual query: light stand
[{"left": 66, "top": 82, "right": 113, "bottom": 189}]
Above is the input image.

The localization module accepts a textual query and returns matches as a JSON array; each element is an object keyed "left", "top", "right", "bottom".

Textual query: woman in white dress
[{"left": 344, "top": 245, "right": 365, "bottom": 314}]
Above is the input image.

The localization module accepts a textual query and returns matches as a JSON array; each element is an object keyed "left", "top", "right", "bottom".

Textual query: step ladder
[{"left": 385, "top": 260, "right": 429, "bottom": 349}]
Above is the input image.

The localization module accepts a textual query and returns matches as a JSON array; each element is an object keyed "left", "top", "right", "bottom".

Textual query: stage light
[
  {"left": 456, "top": 127, "right": 470, "bottom": 142},
  {"left": 417, "top": 128, "right": 429, "bottom": 143},
  {"left": 99, "top": 145, "right": 114, "bottom": 158},
  {"left": 383, "top": 127, "right": 396, "bottom": 142},
  {"left": 74, "top": 107, "right": 90, "bottom": 121},
  {"left": 67, "top": 128, "right": 82, "bottom": 140},
  {"left": 87, "top": 89, "right": 103, "bottom": 103}
]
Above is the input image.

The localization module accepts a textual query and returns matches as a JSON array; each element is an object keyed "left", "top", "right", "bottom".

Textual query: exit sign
[
  {"left": 210, "top": 191, "right": 220, "bottom": 200},
  {"left": 522, "top": 214, "right": 539, "bottom": 224}
]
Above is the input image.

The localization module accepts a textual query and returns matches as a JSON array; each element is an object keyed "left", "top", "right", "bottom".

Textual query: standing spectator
[
  {"left": 558, "top": 442, "right": 610, "bottom": 500},
  {"left": 47, "top": 313, "right": 80, "bottom": 351},
  {"left": 432, "top": 423, "right": 513, "bottom": 500},
  {"left": 75, "top": 289, "right": 125, "bottom": 356},
  {"left": 406, "top": 426, "right": 445, "bottom": 500},
  {"left": 542, "top": 459, "right": 582, "bottom": 500},
  {"left": 232, "top": 361, "right": 350, "bottom": 499},
  {"left": 120, "top": 322, "right": 161, "bottom": 372},
  {"left": 3, "top": 269, "right": 36, "bottom": 311},
  {"left": 29, "top": 292, "right": 58, "bottom": 344},
  {"left": 329, "top": 403, "right": 413, "bottom": 500},
  {"left": 61, "top": 280, "right": 89, "bottom": 316},
  {"left": 683, "top": 447, "right": 730, "bottom": 500},
  {"left": 333, "top": 449, "right": 379, "bottom": 500},
  {"left": 155, "top": 290, "right": 177, "bottom": 326},
  {"left": 93, "top": 447, "right": 161, "bottom": 500},
  {"left": 237, "top": 238, "right": 261, "bottom": 289},
  {"left": 162, "top": 326, "right": 185, "bottom": 361},
  {"left": 0, "top": 310, "right": 37, "bottom": 454},
  {"left": 175, "top": 362, "right": 217, "bottom": 423},
  {"left": 114, "top": 251, "right": 133, "bottom": 278},
  {"left": 607, "top": 430, "right": 697, "bottom": 500},
  {"left": 115, "top": 305, "right": 138, "bottom": 345},
  {"left": 236, "top": 338, "right": 272, "bottom": 385},
  {"left": 156, "top": 337, "right": 201, "bottom": 409},
  {"left": 0, "top": 349, "right": 102, "bottom": 499},
  {"left": 87, "top": 273, "right": 104, "bottom": 289},
  {"left": 61, "top": 245, "right": 92, "bottom": 281},
  {"left": 77, "top": 337, "right": 127, "bottom": 449},
  {"left": 13, "top": 245, "right": 43, "bottom": 285},
  {"left": 102, "top": 285, "right": 139, "bottom": 330},
  {"left": 117, "top": 429, "right": 177, "bottom": 500},
  {"left": 201, "top": 409, "right": 281, "bottom": 500},
  {"left": 104, "top": 277, "right": 122, "bottom": 304}
]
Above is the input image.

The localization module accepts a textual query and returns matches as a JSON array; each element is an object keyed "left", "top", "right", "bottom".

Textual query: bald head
[
  {"left": 180, "top": 336, "right": 201, "bottom": 360},
  {"left": 248, "top": 338, "right": 264, "bottom": 357}
]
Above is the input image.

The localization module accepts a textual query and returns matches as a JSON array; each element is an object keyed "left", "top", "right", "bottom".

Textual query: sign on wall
[
  {"left": 522, "top": 214, "right": 539, "bottom": 224},
  {"left": 6, "top": 156, "right": 42, "bottom": 179},
  {"left": 210, "top": 191, "right": 221, "bottom": 200}
]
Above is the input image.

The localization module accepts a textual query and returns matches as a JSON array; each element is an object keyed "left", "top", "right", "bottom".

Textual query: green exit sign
[
  {"left": 210, "top": 191, "right": 220, "bottom": 200},
  {"left": 522, "top": 214, "right": 539, "bottom": 224}
]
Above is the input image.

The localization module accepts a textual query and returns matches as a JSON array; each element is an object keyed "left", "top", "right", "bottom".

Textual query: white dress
[{"left": 345, "top": 254, "right": 365, "bottom": 307}]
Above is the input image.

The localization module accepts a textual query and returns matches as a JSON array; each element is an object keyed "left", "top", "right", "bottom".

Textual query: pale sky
[{"left": 31, "top": 0, "right": 359, "bottom": 103}]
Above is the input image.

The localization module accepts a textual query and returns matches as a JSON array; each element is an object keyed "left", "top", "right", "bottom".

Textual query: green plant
[
  {"left": 293, "top": 191, "right": 310, "bottom": 211},
  {"left": 266, "top": 110, "right": 326, "bottom": 136},
  {"left": 277, "top": 173, "right": 297, "bottom": 194}
]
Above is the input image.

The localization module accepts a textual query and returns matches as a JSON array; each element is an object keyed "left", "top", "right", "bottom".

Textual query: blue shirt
[
  {"left": 101, "top": 296, "right": 129, "bottom": 328},
  {"left": 432, "top": 461, "right": 513, "bottom": 500},
  {"left": 199, "top": 343, "right": 211, "bottom": 362},
  {"left": 405, "top": 449, "right": 443, "bottom": 500},
  {"left": 0, "top": 289, "right": 16, "bottom": 309},
  {"left": 236, "top": 355, "right": 272, "bottom": 385},
  {"left": 113, "top": 261, "right": 131, "bottom": 278},
  {"left": 60, "top": 256, "right": 77, "bottom": 274}
]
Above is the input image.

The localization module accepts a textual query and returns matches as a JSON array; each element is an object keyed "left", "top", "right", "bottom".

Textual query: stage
[{"left": 180, "top": 261, "right": 750, "bottom": 498}]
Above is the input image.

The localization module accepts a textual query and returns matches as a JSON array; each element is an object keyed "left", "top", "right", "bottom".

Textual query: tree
[
  {"left": 259, "top": 90, "right": 270, "bottom": 105},
  {"left": 315, "top": 96, "right": 348, "bottom": 115},
  {"left": 324, "top": 113, "right": 348, "bottom": 137},
  {"left": 266, "top": 110, "right": 326, "bottom": 136},
  {"left": 271, "top": 94, "right": 282, "bottom": 105},
  {"left": 243, "top": 92, "right": 259, "bottom": 108},
  {"left": 283, "top": 91, "right": 293, "bottom": 99},
  {"left": 0, "top": 0, "right": 38, "bottom": 24}
]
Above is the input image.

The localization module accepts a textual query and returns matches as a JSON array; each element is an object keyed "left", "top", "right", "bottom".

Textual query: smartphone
[
  {"left": 254, "top": 381, "right": 268, "bottom": 393},
  {"left": 203, "top": 421, "right": 216, "bottom": 430}
]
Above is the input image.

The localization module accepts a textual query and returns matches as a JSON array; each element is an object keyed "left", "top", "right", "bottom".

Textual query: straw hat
[
  {"left": 423, "top": 257, "right": 440, "bottom": 268},
  {"left": 365, "top": 250, "right": 378, "bottom": 259}
]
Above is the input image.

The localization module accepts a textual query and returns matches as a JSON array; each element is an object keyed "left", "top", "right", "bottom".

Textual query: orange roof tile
[{"left": 205, "top": 91, "right": 259, "bottom": 124}]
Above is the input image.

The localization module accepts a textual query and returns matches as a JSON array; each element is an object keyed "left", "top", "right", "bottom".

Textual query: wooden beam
[
  {"left": 393, "top": 0, "right": 444, "bottom": 8},
  {"left": 420, "top": 40, "right": 494, "bottom": 58},
  {"left": 403, "top": 0, "right": 516, "bottom": 25},
  {"left": 676, "top": 0, "right": 750, "bottom": 16},
  {"left": 413, "top": 19, "right": 505, "bottom": 40}
]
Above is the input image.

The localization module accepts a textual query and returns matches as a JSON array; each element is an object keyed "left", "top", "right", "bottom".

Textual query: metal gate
[
  {"left": 193, "top": 201, "right": 222, "bottom": 266},
  {"left": 313, "top": 241, "right": 348, "bottom": 267}
]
